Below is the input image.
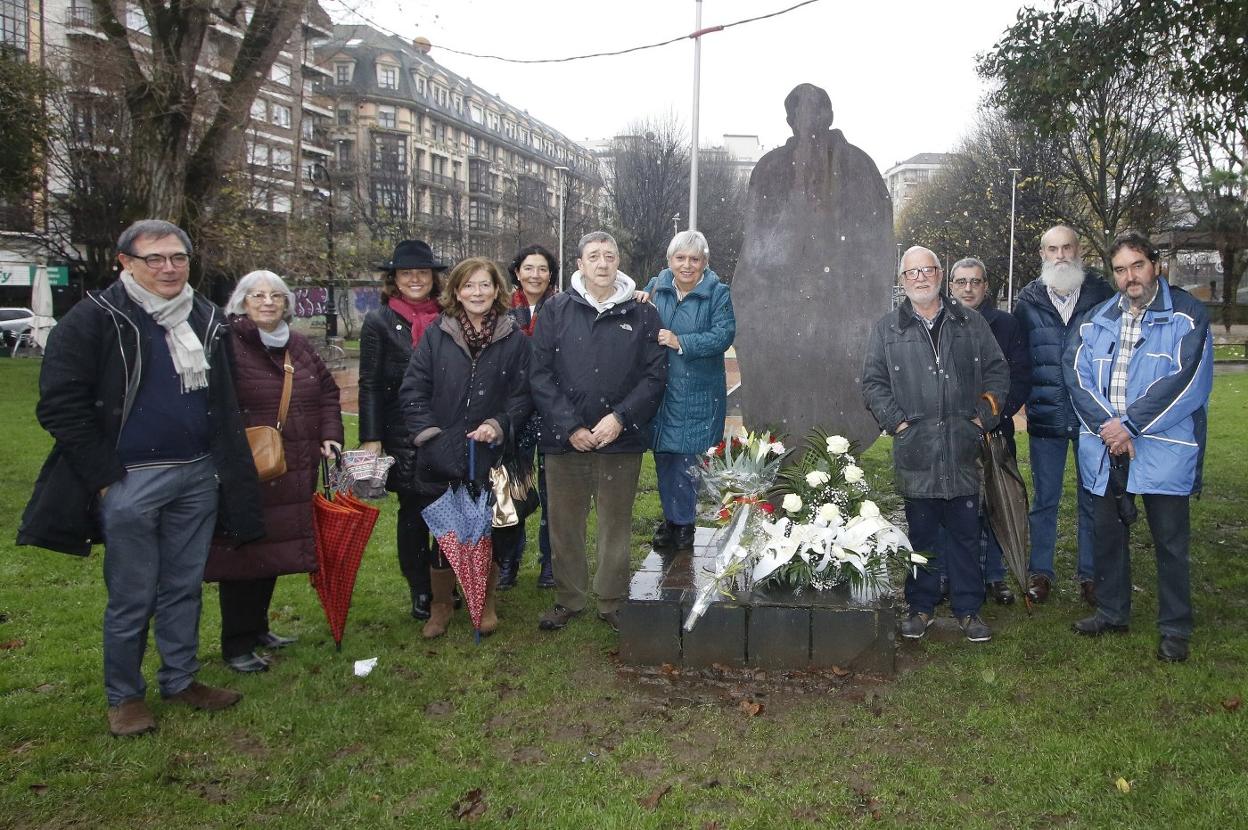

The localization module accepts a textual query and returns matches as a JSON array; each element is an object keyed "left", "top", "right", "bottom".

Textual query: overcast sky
[{"left": 331, "top": 0, "right": 1030, "bottom": 173}]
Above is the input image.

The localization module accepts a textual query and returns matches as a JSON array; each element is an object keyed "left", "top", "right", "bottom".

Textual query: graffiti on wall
[
  {"left": 294, "top": 288, "right": 329, "bottom": 318},
  {"left": 354, "top": 287, "right": 382, "bottom": 315}
]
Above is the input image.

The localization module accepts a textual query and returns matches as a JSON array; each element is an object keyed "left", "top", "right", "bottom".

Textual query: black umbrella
[{"left": 981, "top": 431, "right": 1031, "bottom": 608}]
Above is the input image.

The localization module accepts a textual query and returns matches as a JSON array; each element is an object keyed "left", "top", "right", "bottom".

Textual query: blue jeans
[
  {"left": 1027, "top": 434, "right": 1095, "bottom": 581},
  {"left": 934, "top": 522, "right": 1007, "bottom": 584},
  {"left": 904, "top": 496, "right": 983, "bottom": 618},
  {"left": 1091, "top": 490, "right": 1192, "bottom": 638},
  {"left": 98, "top": 458, "right": 219, "bottom": 705},
  {"left": 654, "top": 452, "right": 699, "bottom": 526}
]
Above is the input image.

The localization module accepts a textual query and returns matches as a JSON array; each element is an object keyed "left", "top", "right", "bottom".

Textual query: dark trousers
[
  {"left": 397, "top": 490, "right": 436, "bottom": 589},
  {"left": 904, "top": 495, "right": 984, "bottom": 618},
  {"left": 1092, "top": 490, "right": 1192, "bottom": 638},
  {"left": 218, "top": 577, "right": 277, "bottom": 659}
]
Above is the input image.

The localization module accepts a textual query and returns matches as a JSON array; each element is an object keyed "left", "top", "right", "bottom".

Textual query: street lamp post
[
  {"left": 554, "top": 165, "right": 570, "bottom": 292},
  {"left": 1007, "top": 167, "right": 1021, "bottom": 311},
  {"left": 309, "top": 162, "right": 337, "bottom": 341},
  {"left": 689, "top": 0, "right": 703, "bottom": 231}
]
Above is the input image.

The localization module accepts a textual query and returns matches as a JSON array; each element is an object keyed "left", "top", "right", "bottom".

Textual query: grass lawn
[{"left": 1, "top": 359, "right": 1245, "bottom": 828}]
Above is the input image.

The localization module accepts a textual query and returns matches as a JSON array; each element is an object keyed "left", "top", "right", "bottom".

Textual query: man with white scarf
[
  {"left": 1013, "top": 225, "right": 1114, "bottom": 607},
  {"left": 19, "top": 220, "right": 263, "bottom": 737},
  {"left": 529, "top": 231, "right": 667, "bottom": 633}
]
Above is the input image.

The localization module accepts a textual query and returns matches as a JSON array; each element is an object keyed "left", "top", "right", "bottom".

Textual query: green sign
[{"left": 0, "top": 265, "right": 69, "bottom": 287}]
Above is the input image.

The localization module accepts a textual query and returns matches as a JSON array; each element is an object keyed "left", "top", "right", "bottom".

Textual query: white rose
[
  {"left": 738, "top": 425, "right": 750, "bottom": 440},
  {"left": 805, "top": 470, "right": 830, "bottom": 487},
  {"left": 843, "top": 464, "right": 864, "bottom": 483},
  {"left": 909, "top": 552, "right": 928, "bottom": 565},
  {"left": 825, "top": 435, "right": 850, "bottom": 455},
  {"left": 781, "top": 493, "right": 803, "bottom": 513},
  {"left": 770, "top": 441, "right": 786, "bottom": 456},
  {"left": 858, "top": 500, "right": 880, "bottom": 519},
  {"left": 817, "top": 503, "right": 842, "bottom": 524}
]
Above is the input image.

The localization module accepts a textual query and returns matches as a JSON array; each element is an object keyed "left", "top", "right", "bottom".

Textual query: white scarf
[
  {"left": 120, "top": 271, "right": 210, "bottom": 392},
  {"left": 258, "top": 321, "right": 290, "bottom": 348}
]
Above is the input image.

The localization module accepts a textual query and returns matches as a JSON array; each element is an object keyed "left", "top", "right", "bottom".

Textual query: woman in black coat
[
  {"left": 205, "top": 270, "right": 343, "bottom": 672},
  {"left": 399, "top": 257, "right": 533, "bottom": 638},
  {"left": 358, "top": 240, "right": 448, "bottom": 620}
]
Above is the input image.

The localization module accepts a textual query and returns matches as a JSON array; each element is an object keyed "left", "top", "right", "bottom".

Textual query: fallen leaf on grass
[
  {"left": 1221, "top": 697, "right": 1241, "bottom": 712},
  {"left": 830, "top": 665, "right": 850, "bottom": 677},
  {"left": 29, "top": 783, "right": 47, "bottom": 795},
  {"left": 1115, "top": 777, "right": 1131, "bottom": 793},
  {"left": 0, "top": 639, "right": 25, "bottom": 650},
  {"left": 638, "top": 783, "right": 671, "bottom": 811},
  {"left": 738, "top": 699, "right": 765, "bottom": 717},
  {"left": 10, "top": 741, "right": 37, "bottom": 755},
  {"left": 451, "top": 787, "right": 486, "bottom": 821},
  {"left": 659, "top": 663, "right": 680, "bottom": 677},
  {"left": 33, "top": 684, "right": 55, "bottom": 694}
]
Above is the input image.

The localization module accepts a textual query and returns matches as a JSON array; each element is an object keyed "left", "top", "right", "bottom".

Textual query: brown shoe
[
  {"left": 1080, "top": 579, "right": 1097, "bottom": 607},
  {"left": 107, "top": 698, "right": 156, "bottom": 737},
  {"left": 423, "top": 568, "right": 457, "bottom": 639},
  {"left": 164, "top": 681, "right": 242, "bottom": 711},
  {"left": 1026, "top": 574, "right": 1052, "bottom": 604}
]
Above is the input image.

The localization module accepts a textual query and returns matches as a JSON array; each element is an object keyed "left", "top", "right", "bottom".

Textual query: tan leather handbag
[{"left": 246, "top": 353, "right": 293, "bottom": 483}]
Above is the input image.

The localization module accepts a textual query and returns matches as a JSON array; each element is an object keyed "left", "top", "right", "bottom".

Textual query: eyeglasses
[
  {"left": 246, "top": 292, "right": 286, "bottom": 304},
  {"left": 127, "top": 252, "right": 190, "bottom": 269},
  {"left": 951, "top": 277, "right": 985, "bottom": 287},
  {"left": 901, "top": 266, "right": 940, "bottom": 280}
]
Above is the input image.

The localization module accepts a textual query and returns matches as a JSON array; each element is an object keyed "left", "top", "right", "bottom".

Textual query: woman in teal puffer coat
[{"left": 643, "top": 230, "right": 736, "bottom": 551}]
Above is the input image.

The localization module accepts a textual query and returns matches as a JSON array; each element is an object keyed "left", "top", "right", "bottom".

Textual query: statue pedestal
[{"left": 618, "top": 528, "right": 897, "bottom": 675}]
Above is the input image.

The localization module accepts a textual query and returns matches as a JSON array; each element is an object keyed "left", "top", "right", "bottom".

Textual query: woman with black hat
[{"left": 358, "top": 240, "right": 449, "bottom": 619}]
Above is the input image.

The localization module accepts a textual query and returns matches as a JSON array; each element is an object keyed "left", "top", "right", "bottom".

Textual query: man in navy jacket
[
  {"left": 949, "top": 257, "right": 1031, "bottom": 604},
  {"left": 1013, "top": 225, "right": 1113, "bottom": 605}
]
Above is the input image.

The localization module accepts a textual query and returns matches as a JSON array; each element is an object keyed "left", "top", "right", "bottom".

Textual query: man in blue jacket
[
  {"left": 1013, "top": 225, "right": 1114, "bottom": 605},
  {"left": 1064, "top": 231, "right": 1212, "bottom": 662}
]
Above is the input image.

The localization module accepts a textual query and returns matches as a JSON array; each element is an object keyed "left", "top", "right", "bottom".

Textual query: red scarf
[
  {"left": 388, "top": 295, "right": 441, "bottom": 346},
  {"left": 510, "top": 287, "right": 554, "bottom": 336}
]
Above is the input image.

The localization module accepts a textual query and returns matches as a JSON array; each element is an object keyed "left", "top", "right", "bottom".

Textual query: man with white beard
[{"left": 1013, "top": 225, "right": 1113, "bottom": 606}]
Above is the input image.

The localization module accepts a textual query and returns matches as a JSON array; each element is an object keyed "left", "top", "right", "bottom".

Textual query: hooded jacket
[
  {"left": 643, "top": 267, "right": 735, "bottom": 454},
  {"left": 1013, "top": 270, "right": 1114, "bottom": 438},
  {"left": 18, "top": 281, "right": 264, "bottom": 555},
  {"left": 399, "top": 313, "right": 532, "bottom": 484},
  {"left": 861, "top": 296, "right": 1010, "bottom": 499},
  {"left": 1064, "top": 278, "right": 1212, "bottom": 497},
  {"left": 529, "top": 270, "right": 668, "bottom": 454}
]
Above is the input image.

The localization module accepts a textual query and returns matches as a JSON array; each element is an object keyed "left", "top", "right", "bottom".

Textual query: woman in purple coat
[{"left": 205, "top": 270, "right": 344, "bottom": 672}]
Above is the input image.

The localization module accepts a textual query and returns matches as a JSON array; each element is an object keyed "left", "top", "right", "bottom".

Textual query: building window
[
  {"left": 370, "top": 180, "right": 408, "bottom": 218},
  {"left": 124, "top": 4, "right": 149, "bottom": 34},
  {"left": 453, "top": 95, "right": 463, "bottom": 115},
  {"left": 270, "top": 62, "right": 292, "bottom": 86},
  {"left": 1, "top": 0, "right": 28, "bottom": 52},
  {"left": 301, "top": 117, "right": 315, "bottom": 141},
  {"left": 248, "top": 143, "right": 269, "bottom": 166},
  {"left": 377, "top": 105, "right": 397, "bottom": 129},
  {"left": 303, "top": 77, "right": 315, "bottom": 97},
  {"left": 415, "top": 75, "right": 426, "bottom": 96},
  {"left": 377, "top": 64, "right": 398, "bottom": 90},
  {"left": 337, "top": 140, "right": 353, "bottom": 168},
  {"left": 371, "top": 134, "right": 408, "bottom": 176},
  {"left": 272, "top": 147, "right": 293, "bottom": 173},
  {"left": 335, "top": 62, "right": 353, "bottom": 84},
  {"left": 250, "top": 98, "right": 267, "bottom": 122},
  {"left": 301, "top": 159, "right": 317, "bottom": 182},
  {"left": 469, "top": 104, "right": 483, "bottom": 125},
  {"left": 271, "top": 192, "right": 292, "bottom": 213},
  {"left": 337, "top": 108, "right": 351, "bottom": 127},
  {"left": 270, "top": 104, "right": 292, "bottom": 129},
  {"left": 431, "top": 122, "right": 445, "bottom": 144},
  {"left": 467, "top": 135, "right": 478, "bottom": 155}
]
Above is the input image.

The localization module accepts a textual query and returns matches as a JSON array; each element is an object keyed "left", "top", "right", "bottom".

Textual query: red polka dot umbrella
[
  {"left": 311, "top": 460, "right": 380, "bottom": 650},
  {"left": 422, "top": 442, "right": 494, "bottom": 641}
]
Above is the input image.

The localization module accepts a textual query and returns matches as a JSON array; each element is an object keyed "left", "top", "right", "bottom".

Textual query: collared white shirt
[{"left": 1047, "top": 284, "right": 1082, "bottom": 325}]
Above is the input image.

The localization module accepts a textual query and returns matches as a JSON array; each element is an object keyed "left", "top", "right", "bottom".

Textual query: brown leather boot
[
  {"left": 107, "top": 698, "right": 156, "bottom": 737},
  {"left": 422, "top": 568, "right": 456, "bottom": 639},
  {"left": 478, "top": 564, "right": 500, "bottom": 636}
]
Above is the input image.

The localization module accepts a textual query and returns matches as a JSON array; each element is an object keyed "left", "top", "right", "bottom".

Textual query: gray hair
[
  {"left": 950, "top": 257, "right": 986, "bottom": 279},
  {"left": 225, "top": 270, "right": 296, "bottom": 322},
  {"left": 577, "top": 230, "right": 618, "bottom": 258},
  {"left": 116, "top": 219, "right": 193, "bottom": 256},
  {"left": 898, "top": 245, "right": 940, "bottom": 277},
  {"left": 666, "top": 229, "right": 710, "bottom": 261}
]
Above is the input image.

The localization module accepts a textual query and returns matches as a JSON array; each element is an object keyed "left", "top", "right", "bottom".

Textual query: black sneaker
[
  {"left": 651, "top": 521, "right": 675, "bottom": 551},
  {"left": 1156, "top": 635, "right": 1189, "bottom": 663},
  {"left": 986, "top": 581, "right": 1015, "bottom": 605},
  {"left": 538, "top": 604, "right": 583, "bottom": 631},
  {"left": 958, "top": 614, "right": 993, "bottom": 643},
  {"left": 673, "top": 524, "right": 695, "bottom": 551},
  {"left": 899, "top": 611, "right": 934, "bottom": 639}
]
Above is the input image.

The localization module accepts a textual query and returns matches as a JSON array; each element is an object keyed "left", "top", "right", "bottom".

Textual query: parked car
[{"left": 0, "top": 308, "right": 34, "bottom": 348}]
